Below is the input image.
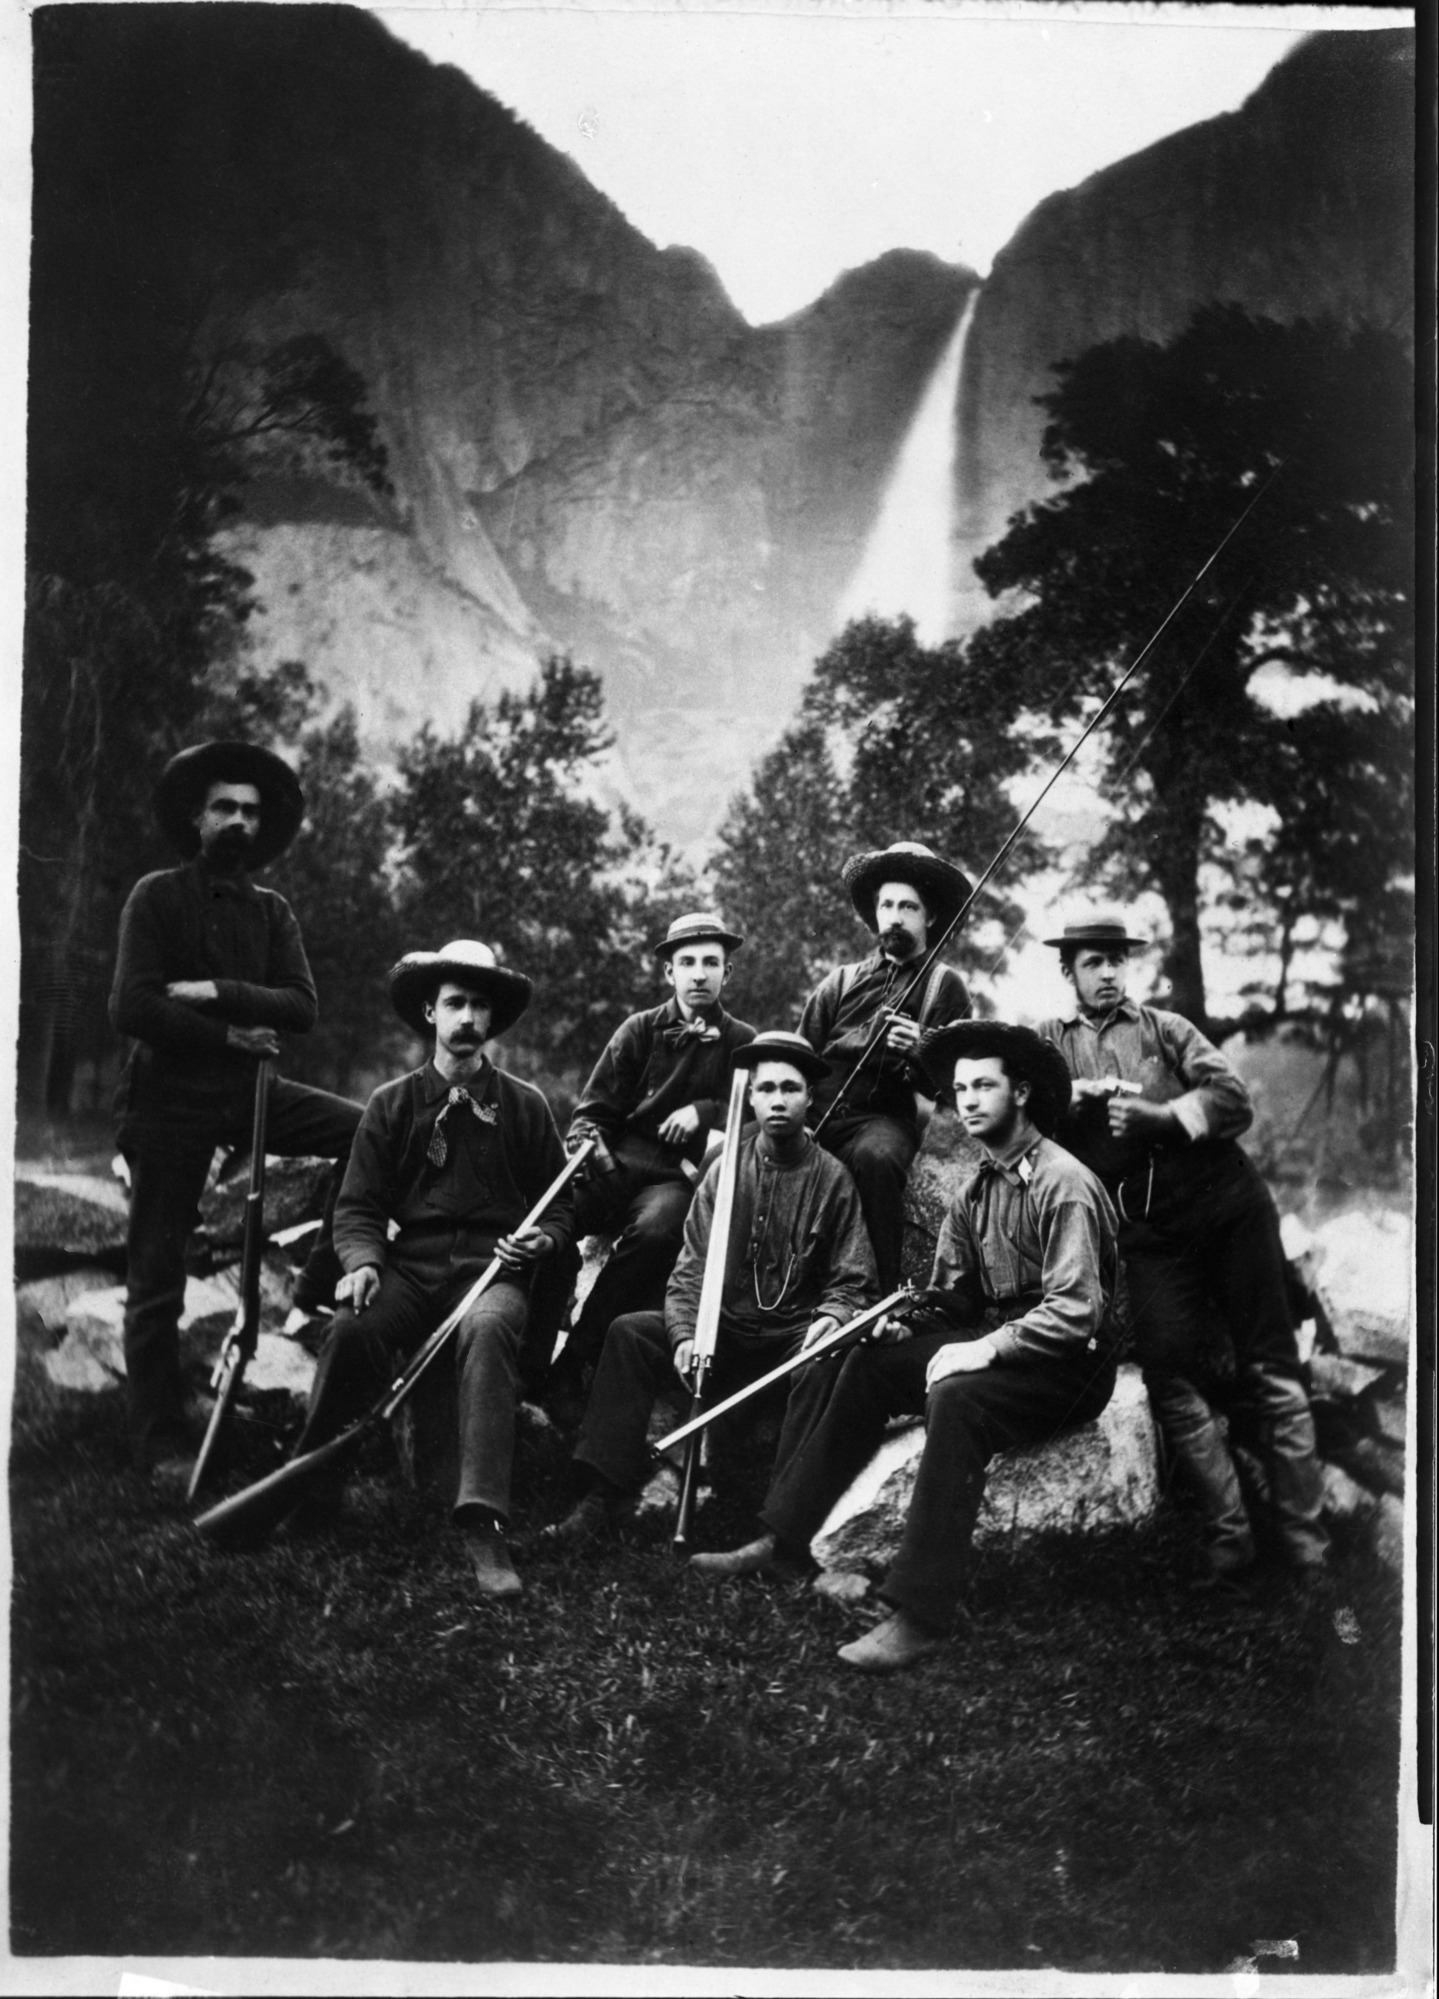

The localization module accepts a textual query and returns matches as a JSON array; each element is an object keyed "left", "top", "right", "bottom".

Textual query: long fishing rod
[{"left": 812, "top": 465, "right": 1284, "bottom": 1141}]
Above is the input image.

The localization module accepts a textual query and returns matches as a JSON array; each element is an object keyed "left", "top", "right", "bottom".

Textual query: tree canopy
[{"left": 972, "top": 306, "right": 1413, "bottom": 1027}]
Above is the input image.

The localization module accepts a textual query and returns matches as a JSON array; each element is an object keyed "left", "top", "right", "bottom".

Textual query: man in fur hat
[
  {"left": 1037, "top": 913, "right": 1327, "bottom": 1592},
  {"left": 798, "top": 842, "right": 972, "bottom": 1290},
  {"left": 692, "top": 1023, "right": 1123, "bottom": 1673},
  {"left": 111, "top": 741, "right": 364, "bottom": 1488},
  {"left": 539, "top": 1031, "right": 875, "bottom": 1549},
  {"left": 286, "top": 940, "right": 574, "bottom": 1598},
  {"left": 525, "top": 912, "right": 757, "bottom": 1416}
]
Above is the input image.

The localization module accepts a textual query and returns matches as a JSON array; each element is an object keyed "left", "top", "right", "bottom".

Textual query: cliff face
[{"left": 954, "top": 30, "right": 1415, "bottom": 626}]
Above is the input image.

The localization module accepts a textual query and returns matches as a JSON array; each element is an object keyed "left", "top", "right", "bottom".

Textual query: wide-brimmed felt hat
[
  {"left": 1043, "top": 912, "right": 1149, "bottom": 950},
  {"left": 917, "top": 1020, "right": 1072, "bottom": 1136},
  {"left": 842, "top": 841, "right": 974, "bottom": 936},
  {"left": 155, "top": 740, "right": 305, "bottom": 868},
  {"left": 654, "top": 911, "right": 744, "bottom": 959},
  {"left": 733, "top": 1030, "right": 829, "bottom": 1087},
  {"left": 389, "top": 940, "right": 533, "bottom": 1040}
]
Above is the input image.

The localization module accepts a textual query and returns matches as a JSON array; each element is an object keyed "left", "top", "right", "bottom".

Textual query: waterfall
[{"left": 836, "top": 288, "right": 978, "bottom": 645}]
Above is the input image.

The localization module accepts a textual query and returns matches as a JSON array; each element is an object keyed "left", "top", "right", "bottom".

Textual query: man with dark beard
[
  {"left": 111, "top": 742, "right": 363, "bottom": 1490},
  {"left": 798, "top": 843, "right": 972, "bottom": 1289}
]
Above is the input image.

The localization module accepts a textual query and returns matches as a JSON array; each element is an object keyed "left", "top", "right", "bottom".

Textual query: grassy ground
[{"left": 10, "top": 1332, "right": 1402, "bottom": 1974}]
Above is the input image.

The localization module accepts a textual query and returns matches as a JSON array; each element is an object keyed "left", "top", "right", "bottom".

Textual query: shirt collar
[
  {"left": 979, "top": 1128, "right": 1045, "bottom": 1179},
  {"left": 1062, "top": 995, "right": 1141, "bottom": 1030},
  {"left": 421, "top": 1054, "right": 492, "bottom": 1104}
]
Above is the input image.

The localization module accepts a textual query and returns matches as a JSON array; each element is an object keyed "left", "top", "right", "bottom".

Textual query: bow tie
[
  {"left": 663, "top": 1017, "right": 721, "bottom": 1047},
  {"left": 428, "top": 1085, "right": 496, "bottom": 1166}
]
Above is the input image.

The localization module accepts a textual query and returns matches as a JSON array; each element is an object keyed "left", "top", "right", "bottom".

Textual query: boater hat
[
  {"left": 733, "top": 1030, "right": 829, "bottom": 1087},
  {"left": 654, "top": 911, "right": 744, "bottom": 959},
  {"left": 389, "top": 940, "right": 533, "bottom": 1040},
  {"left": 842, "top": 841, "right": 974, "bottom": 936},
  {"left": 916, "top": 1020, "right": 1072, "bottom": 1137},
  {"left": 154, "top": 740, "right": 305, "bottom": 868},
  {"left": 1043, "top": 911, "right": 1149, "bottom": 950}
]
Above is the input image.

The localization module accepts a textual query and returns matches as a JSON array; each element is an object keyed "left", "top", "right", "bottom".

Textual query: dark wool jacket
[
  {"left": 335, "top": 1058, "right": 576, "bottom": 1281},
  {"left": 799, "top": 950, "right": 970, "bottom": 1129},
  {"left": 569, "top": 997, "right": 757, "bottom": 1174}
]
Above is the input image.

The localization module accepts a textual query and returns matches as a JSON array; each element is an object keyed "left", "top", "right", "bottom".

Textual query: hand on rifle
[
  {"left": 226, "top": 1024, "right": 281, "bottom": 1058},
  {"left": 672, "top": 1339, "right": 697, "bottom": 1388},
  {"left": 1106, "top": 1097, "right": 1178, "bottom": 1141},
  {"left": 800, "top": 1314, "right": 839, "bottom": 1353},
  {"left": 882, "top": 1010, "right": 921, "bottom": 1055},
  {"left": 337, "top": 1265, "right": 380, "bottom": 1313},
  {"left": 926, "top": 1337, "right": 997, "bottom": 1387},
  {"left": 495, "top": 1225, "right": 554, "bottom": 1271},
  {"left": 657, "top": 1103, "right": 702, "bottom": 1147}
]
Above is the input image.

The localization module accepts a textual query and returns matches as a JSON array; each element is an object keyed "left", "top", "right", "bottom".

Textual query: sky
[{"left": 372, "top": 1, "right": 1398, "bottom": 325}]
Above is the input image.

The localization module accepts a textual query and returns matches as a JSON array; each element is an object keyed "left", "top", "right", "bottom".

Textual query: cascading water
[{"left": 835, "top": 287, "right": 978, "bottom": 644}]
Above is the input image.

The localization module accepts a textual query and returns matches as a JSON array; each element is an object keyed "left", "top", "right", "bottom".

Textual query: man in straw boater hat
[
  {"left": 525, "top": 911, "right": 757, "bottom": 1419},
  {"left": 537, "top": 1030, "right": 875, "bottom": 1551},
  {"left": 282, "top": 940, "right": 575, "bottom": 1597},
  {"left": 798, "top": 841, "right": 972, "bottom": 1292},
  {"left": 1037, "top": 912, "right": 1328, "bottom": 1595},
  {"left": 111, "top": 741, "right": 364, "bottom": 1491},
  {"left": 692, "top": 1022, "right": 1124, "bottom": 1673}
]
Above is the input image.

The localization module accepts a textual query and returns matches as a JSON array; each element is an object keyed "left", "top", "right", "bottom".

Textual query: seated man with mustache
[{"left": 798, "top": 843, "right": 972, "bottom": 1291}]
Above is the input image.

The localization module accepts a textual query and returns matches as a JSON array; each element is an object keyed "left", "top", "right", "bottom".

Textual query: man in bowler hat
[
  {"left": 111, "top": 741, "right": 363, "bottom": 1488},
  {"left": 693, "top": 1023, "right": 1123, "bottom": 1673}
]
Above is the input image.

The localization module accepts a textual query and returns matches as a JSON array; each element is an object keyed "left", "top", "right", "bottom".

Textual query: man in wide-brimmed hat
[
  {"left": 284, "top": 940, "right": 575, "bottom": 1598},
  {"left": 797, "top": 842, "right": 973, "bottom": 1290},
  {"left": 525, "top": 911, "right": 757, "bottom": 1421},
  {"left": 1037, "top": 911, "right": 1328, "bottom": 1594},
  {"left": 538, "top": 1031, "right": 876, "bottom": 1551},
  {"left": 110, "top": 741, "right": 364, "bottom": 1489},
  {"left": 692, "top": 1022, "right": 1123, "bottom": 1672}
]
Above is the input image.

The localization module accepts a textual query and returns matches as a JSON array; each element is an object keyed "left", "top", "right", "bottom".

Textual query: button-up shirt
[
  {"left": 335, "top": 1058, "right": 575, "bottom": 1280},
  {"left": 569, "top": 997, "right": 756, "bottom": 1173},
  {"left": 1035, "top": 998, "right": 1253, "bottom": 1183},
  {"left": 799, "top": 949, "right": 970, "bottom": 1128},
  {"left": 927, "top": 1132, "right": 1120, "bottom": 1364}
]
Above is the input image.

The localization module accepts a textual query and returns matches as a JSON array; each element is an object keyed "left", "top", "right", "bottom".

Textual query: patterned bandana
[
  {"left": 661, "top": 1016, "right": 721, "bottom": 1048},
  {"left": 427, "top": 1084, "right": 496, "bottom": 1167}
]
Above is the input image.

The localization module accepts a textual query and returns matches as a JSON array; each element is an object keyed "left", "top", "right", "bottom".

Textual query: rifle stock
[
  {"left": 188, "top": 1057, "right": 271, "bottom": 1502},
  {"left": 672, "top": 1067, "right": 750, "bottom": 1556},
  {"left": 194, "top": 1136, "right": 596, "bottom": 1546}
]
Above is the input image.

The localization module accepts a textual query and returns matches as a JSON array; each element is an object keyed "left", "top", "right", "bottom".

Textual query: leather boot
[
  {"left": 462, "top": 1514, "right": 523, "bottom": 1599},
  {"left": 837, "top": 1610, "right": 945, "bottom": 1673}
]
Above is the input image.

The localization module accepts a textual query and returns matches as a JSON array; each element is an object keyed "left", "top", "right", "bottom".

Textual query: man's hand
[
  {"left": 337, "top": 1265, "right": 381, "bottom": 1313},
  {"left": 657, "top": 1103, "right": 702, "bottom": 1147},
  {"left": 801, "top": 1314, "right": 839, "bottom": 1352},
  {"left": 167, "top": 979, "right": 219, "bottom": 1006},
  {"left": 873, "top": 1310, "right": 915, "bottom": 1345},
  {"left": 566, "top": 1125, "right": 597, "bottom": 1156},
  {"left": 883, "top": 1011, "right": 921, "bottom": 1054},
  {"left": 673, "top": 1339, "right": 696, "bottom": 1388},
  {"left": 495, "top": 1225, "right": 555, "bottom": 1271},
  {"left": 226, "top": 1024, "right": 281, "bottom": 1058},
  {"left": 1069, "top": 1075, "right": 1124, "bottom": 1104},
  {"left": 1107, "top": 1097, "right": 1178, "bottom": 1141},
  {"left": 926, "top": 1337, "right": 997, "bottom": 1388}
]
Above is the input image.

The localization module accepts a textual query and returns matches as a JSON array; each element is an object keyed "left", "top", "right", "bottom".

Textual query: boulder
[
  {"left": 34, "top": 1272, "right": 315, "bottom": 1400},
  {"left": 1319, "top": 1465, "right": 1404, "bottom": 1575},
  {"left": 44, "top": 1286, "right": 127, "bottom": 1390},
  {"left": 13, "top": 1178, "right": 128, "bottom": 1279},
  {"left": 1308, "top": 1352, "right": 1387, "bottom": 1402},
  {"left": 1298, "top": 1210, "right": 1411, "bottom": 1365},
  {"left": 15, "top": 1267, "right": 120, "bottom": 1343},
  {"left": 1368, "top": 1391, "right": 1407, "bottom": 1447},
  {"left": 811, "top": 1363, "right": 1159, "bottom": 1580}
]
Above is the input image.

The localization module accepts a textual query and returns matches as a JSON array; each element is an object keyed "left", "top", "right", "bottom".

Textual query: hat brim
[
  {"left": 655, "top": 927, "right": 744, "bottom": 960},
  {"left": 733, "top": 1041, "right": 830, "bottom": 1087},
  {"left": 842, "top": 850, "right": 974, "bottom": 937},
  {"left": 1043, "top": 929, "right": 1148, "bottom": 949},
  {"left": 917, "top": 1021, "right": 1072, "bottom": 1135},
  {"left": 155, "top": 741, "right": 305, "bottom": 868},
  {"left": 389, "top": 956, "right": 533, "bottom": 1040}
]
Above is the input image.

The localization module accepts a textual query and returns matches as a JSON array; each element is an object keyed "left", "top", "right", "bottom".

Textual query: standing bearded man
[
  {"left": 111, "top": 742, "right": 363, "bottom": 1490},
  {"left": 798, "top": 842, "right": 972, "bottom": 1289},
  {"left": 1037, "top": 913, "right": 1328, "bottom": 1594}
]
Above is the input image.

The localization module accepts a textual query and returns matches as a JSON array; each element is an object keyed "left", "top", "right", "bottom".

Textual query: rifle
[
  {"left": 653, "top": 1286, "right": 915, "bottom": 1457},
  {"left": 672, "top": 1066, "right": 749, "bottom": 1556},
  {"left": 188, "top": 1057, "right": 272, "bottom": 1502},
  {"left": 193, "top": 1137, "right": 596, "bottom": 1547}
]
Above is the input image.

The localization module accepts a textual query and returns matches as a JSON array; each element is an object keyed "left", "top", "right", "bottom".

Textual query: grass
[{"left": 9, "top": 1324, "right": 1403, "bottom": 1975}]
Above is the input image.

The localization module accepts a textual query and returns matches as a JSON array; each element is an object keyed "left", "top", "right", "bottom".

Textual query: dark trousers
[
  {"left": 1121, "top": 1152, "right": 1327, "bottom": 1570},
  {"left": 294, "top": 1263, "right": 531, "bottom": 1521},
  {"left": 762, "top": 1332, "right": 1116, "bottom": 1631},
  {"left": 524, "top": 1168, "right": 694, "bottom": 1383},
  {"left": 121, "top": 1075, "right": 361, "bottom": 1461},
  {"left": 575, "top": 1309, "right": 808, "bottom": 1496},
  {"left": 820, "top": 1114, "right": 917, "bottom": 1292}
]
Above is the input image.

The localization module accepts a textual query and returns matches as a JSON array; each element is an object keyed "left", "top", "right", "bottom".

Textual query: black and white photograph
[{"left": 4, "top": 0, "right": 1429, "bottom": 1989}]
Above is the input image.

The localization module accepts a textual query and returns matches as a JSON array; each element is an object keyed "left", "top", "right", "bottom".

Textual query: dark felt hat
[
  {"left": 654, "top": 910, "right": 744, "bottom": 959},
  {"left": 389, "top": 940, "right": 533, "bottom": 1040},
  {"left": 916, "top": 1020, "right": 1073, "bottom": 1136},
  {"left": 733, "top": 1030, "right": 830, "bottom": 1087},
  {"left": 1043, "top": 911, "right": 1149, "bottom": 950},
  {"left": 154, "top": 740, "right": 305, "bottom": 868},
  {"left": 842, "top": 841, "right": 974, "bottom": 936}
]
